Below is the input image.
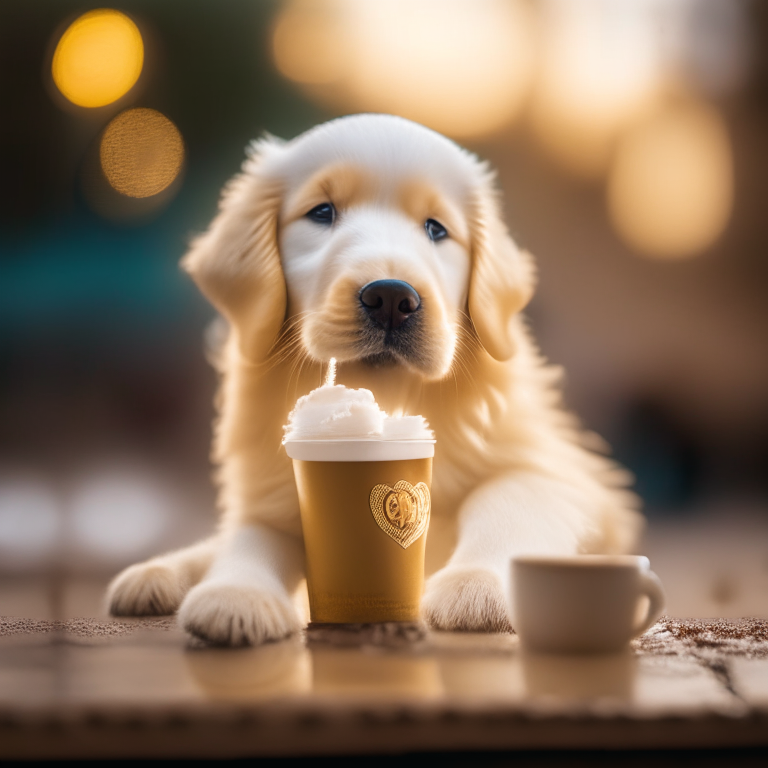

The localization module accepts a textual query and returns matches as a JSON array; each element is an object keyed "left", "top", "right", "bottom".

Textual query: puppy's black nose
[{"left": 360, "top": 280, "right": 421, "bottom": 330}]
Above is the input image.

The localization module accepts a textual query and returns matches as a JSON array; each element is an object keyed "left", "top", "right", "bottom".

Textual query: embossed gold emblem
[{"left": 369, "top": 480, "right": 431, "bottom": 549}]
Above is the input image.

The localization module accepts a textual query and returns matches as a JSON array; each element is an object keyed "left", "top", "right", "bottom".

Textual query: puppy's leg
[
  {"left": 423, "top": 473, "right": 592, "bottom": 632},
  {"left": 107, "top": 537, "right": 219, "bottom": 616},
  {"left": 178, "top": 523, "right": 304, "bottom": 646}
]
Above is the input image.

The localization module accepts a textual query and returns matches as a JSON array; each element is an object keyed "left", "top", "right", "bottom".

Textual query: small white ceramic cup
[{"left": 510, "top": 555, "right": 665, "bottom": 654}]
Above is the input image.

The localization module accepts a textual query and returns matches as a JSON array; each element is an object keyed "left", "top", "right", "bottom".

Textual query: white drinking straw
[{"left": 324, "top": 357, "right": 337, "bottom": 387}]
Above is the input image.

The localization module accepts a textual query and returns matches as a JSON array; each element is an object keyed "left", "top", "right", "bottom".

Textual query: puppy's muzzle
[{"left": 360, "top": 280, "right": 420, "bottom": 331}]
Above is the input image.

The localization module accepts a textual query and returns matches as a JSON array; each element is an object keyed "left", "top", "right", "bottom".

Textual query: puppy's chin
[
  {"left": 358, "top": 350, "right": 399, "bottom": 368},
  {"left": 301, "top": 318, "right": 456, "bottom": 380},
  {"left": 357, "top": 351, "right": 453, "bottom": 380},
  {"left": 356, "top": 320, "right": 452, "bottom": 378}
]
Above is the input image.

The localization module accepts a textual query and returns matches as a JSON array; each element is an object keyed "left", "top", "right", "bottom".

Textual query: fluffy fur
[{"left": 107, "top": 114, "right": 642, "bottom": 644}]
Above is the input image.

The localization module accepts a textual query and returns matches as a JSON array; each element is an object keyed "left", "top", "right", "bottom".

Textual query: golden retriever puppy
[{"left": 107, "top": 114, "right": 641, "bottom": 644}]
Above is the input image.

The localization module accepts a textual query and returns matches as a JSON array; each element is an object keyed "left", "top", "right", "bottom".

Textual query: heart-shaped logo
[{"left": 369, "top": 480, "right": 431, "bottom": 549}]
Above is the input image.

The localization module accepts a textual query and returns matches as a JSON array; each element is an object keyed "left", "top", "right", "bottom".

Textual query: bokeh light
[
  {"left": 70, "top": 469, "right": 172, "bottom": 561},
  {"left": 52, "top": 9, "right": 144, "bottom": 108},
  {"left": 272, "top": 0, "right": 535, "bottom": 139},
  {"left": 0, "top": 479, "right": 61, "bottom": 569},
  {"left": 100, "top": 108, "right": 184, "bottom": 198},
  {"left": 607, "top": 101, "right": 734, "bottom": 259},
  {"left": 273, "top": 0, "right": 347, "bottom": 85},
  {"left": 530, "top": 0, "right": 661, "bottom": 179}
]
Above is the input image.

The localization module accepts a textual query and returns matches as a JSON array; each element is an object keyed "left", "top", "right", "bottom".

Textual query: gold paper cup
[{"left": 285, "top": 439, "right": 434, "bottom": 624}]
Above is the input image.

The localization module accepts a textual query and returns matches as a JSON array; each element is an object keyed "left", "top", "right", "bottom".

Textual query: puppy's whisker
[
  {"left": 268, "top": 331, "right": 302, "bottom": 360},
  {"left": 274, "top": 310, "right": 312, "bottom": 340},
  {"left": 269, "top": 313, "right": 311, "bottom": 352},
  {"left": 262, "top": 339, "right": 304, "bottom": 376},
  {"left": 263, "top": 313, "right": 316, "bottom": 374},
  {"left": 263, "top": 346, "right": 298, "bottom": 372},
  {"left": 291, "top": 349, "right": 316, "bottom": 404},
  {"left": 285, "top": 345, "right": 310, "bottom": 401},
  {"left": 456, "top": 310, "right": 481, "bottom": 361},
  {"left": 450, "top": 338, "right": 482, "bottom": 402},
  {"left": 272, "top": 330, "right": 306, "bottom": 360},
  {"left": 454, "top": 316, "right": 483, "bottom": 377},
  {"left": 454, "top": 334, "right": 477, "bottom": 371}
]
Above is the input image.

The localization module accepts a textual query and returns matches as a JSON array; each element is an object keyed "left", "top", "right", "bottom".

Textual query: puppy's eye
[
  {"left": 306, "top": 203, "right": 335, "bottom": 225},
  {"left": 425, "top": 218, "right": 448, "bottom": 242}
]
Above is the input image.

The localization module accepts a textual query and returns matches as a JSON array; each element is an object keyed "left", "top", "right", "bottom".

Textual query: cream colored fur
[{"left": 107, "top": 114, "right": 641, "bottom": 645}]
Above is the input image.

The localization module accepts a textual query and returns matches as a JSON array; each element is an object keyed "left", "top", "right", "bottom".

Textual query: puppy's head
[{"left": 183, "top": 114, "right": 535, "bottom": 375}]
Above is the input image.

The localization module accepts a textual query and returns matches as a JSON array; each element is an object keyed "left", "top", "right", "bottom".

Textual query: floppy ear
[
  {"left": 467, "top": 174, "right": 536, "bottom": 362},
  {"left": 181, "top": 137, "right": 287, "bottom": 363}
]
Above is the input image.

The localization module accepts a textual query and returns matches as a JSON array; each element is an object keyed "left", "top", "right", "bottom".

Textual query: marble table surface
[{"left": 0, "top": 613, "right": 766, "bottom": 759}]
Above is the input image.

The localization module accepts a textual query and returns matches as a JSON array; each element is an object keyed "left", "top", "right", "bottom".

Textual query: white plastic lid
[{"left": 284, "top": 439, "right": 435, "bottom": 462}]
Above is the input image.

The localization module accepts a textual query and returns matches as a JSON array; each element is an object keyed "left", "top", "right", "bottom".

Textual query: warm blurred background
[{"left": 1, "top": 0, "right": 767, "bottom": 618}]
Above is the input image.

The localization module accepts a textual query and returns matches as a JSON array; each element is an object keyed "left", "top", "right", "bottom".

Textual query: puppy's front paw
[
  {"left": 178, "top": 583, "right": 302, "bottom": 646},
  {"left": 107, "top": 562, "right": 186, "bottom": 616},
  {"left": 422, "top": 567, "right": 512, "bottom": 633}
]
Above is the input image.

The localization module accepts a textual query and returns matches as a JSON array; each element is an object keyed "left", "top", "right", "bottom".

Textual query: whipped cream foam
[{"left": 283, "top": 383, "right": 434, "bottom": 443}]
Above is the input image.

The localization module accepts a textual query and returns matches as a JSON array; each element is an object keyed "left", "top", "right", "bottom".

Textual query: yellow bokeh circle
[
  {"left": 100, "top": 108, "right": 184, "bottom": 198},
  {"left": 272, "top": 0, "right": 535, "bottom": 140},
  {"left": 52, "top": 9, "right": 144, "bottom": 108},
  {"left": 273, "top": 3, "right": 345, "bottom": 85},
  {"left": 608, "top": 103, "right": 733, "bottom": 259}
]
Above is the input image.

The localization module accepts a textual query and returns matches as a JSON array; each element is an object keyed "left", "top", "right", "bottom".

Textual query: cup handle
[{"left": 632, "top": 569, "right": 666, "bottom": 637}]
